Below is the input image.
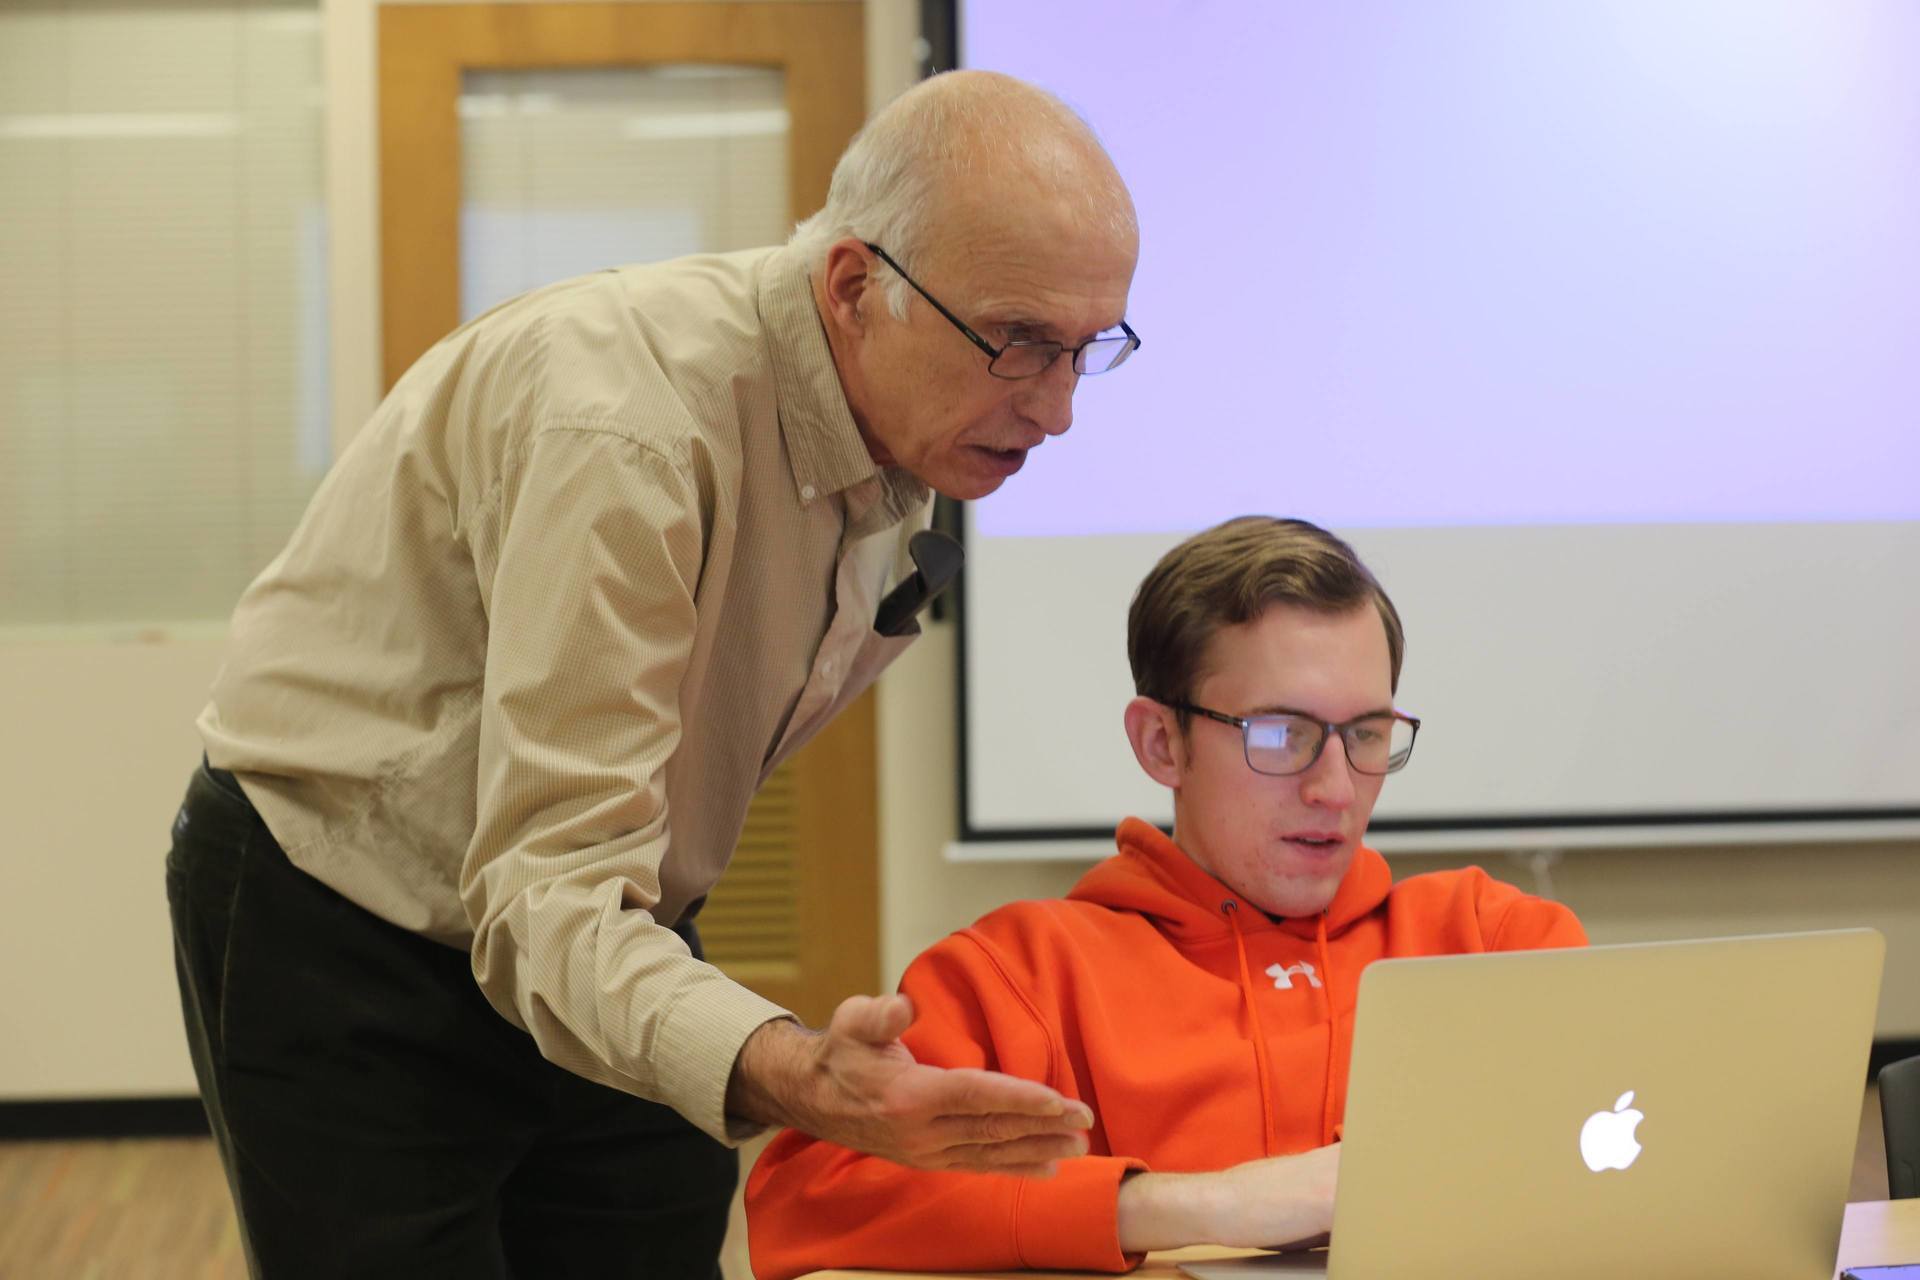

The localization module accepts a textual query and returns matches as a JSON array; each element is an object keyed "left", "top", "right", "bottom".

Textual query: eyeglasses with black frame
[
  {"left": 864, "top": 243, "right": 1141, "bottom": 380},
  {"left": 1168, "top": 701, "right": 1422, "bottom": 777}
]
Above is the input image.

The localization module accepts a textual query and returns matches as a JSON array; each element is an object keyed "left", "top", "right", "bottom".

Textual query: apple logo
[{"left": 1579, "top": 1090, "right": 1645, "bottom": 1172}]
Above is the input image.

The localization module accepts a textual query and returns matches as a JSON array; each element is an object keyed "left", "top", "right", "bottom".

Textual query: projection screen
[{"left": 953, "top": 0, "right": 1920, "bottom": 852}]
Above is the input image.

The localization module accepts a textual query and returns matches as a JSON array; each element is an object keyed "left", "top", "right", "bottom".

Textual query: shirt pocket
[
  {"left": 759, "top": 515, "right": 924, "bottom": 777},
  {"left": 761, "top": 616, "right": 916, "bottom": 781}
]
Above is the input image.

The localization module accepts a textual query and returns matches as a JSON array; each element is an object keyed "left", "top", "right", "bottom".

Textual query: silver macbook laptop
[{"left": 1181, "top": 928, "right": 1883, "bottom": 1280}]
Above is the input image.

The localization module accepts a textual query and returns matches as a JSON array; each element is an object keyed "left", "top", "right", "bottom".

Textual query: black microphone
[{"left": 873, "top": 530, "right": 964, "bottom": 637}]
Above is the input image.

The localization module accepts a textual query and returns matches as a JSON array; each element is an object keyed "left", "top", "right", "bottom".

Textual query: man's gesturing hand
[{"left": 727, "top": 993, "right": 1094, "bottom": 1177}]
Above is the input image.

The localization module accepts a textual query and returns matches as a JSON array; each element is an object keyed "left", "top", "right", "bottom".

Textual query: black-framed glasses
[
  {"left": 864, "top": 243, "right": 1141, "bottom": 380},
  {"left": 1169, "top": 701, "right": 1422, "bottom": 777}
]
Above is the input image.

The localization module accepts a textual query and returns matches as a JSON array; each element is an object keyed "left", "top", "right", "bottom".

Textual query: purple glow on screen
[{"left": 962, "top": 1, "right": 1920, "bottom": 537}]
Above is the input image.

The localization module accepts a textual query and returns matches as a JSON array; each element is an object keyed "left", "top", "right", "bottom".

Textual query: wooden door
[{"left": 379, "top": 1, "right": 878, "bottom": 1026}]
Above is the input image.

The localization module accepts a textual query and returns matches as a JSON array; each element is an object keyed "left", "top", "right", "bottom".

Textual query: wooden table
[{"left": 804, "top": 1199, "right": 1920, "bottom": 1280}]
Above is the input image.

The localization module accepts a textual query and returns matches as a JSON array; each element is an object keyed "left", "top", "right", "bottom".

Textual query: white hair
[{"left": 788, "top": 70, "right": 1134, "bottom": 319}]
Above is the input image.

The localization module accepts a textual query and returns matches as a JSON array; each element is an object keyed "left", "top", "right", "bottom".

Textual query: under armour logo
[{"left": 1267, "top": 961, "right": 1322, "bottom": 990}]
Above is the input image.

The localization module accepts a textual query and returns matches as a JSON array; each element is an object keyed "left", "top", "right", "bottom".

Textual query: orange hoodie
[{"left": 746, "top": 818, "right": 1586, "bottom": 1280}]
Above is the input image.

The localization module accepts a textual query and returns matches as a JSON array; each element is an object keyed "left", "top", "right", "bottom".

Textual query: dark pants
[{"left": 165, "top": 761, "right": 737, "bottom": 1279}]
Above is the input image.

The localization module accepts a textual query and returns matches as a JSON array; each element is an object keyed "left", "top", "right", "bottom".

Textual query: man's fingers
[
  {"left": 908, "top": 1066, "right": 1095, "bottom": 1125},
  {"left": 924, "top": 1108, "right": 1092, "bottom": 1149},
  {"left": 936, "top": 1132, "right": 1089, "bottom": 1170},
  {"left": 811, "top": 1024, "right": 1101, "bottom": 1173}
]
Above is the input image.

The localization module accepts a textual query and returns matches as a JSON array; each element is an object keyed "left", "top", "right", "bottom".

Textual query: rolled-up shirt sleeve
[{"left": 462, "top": 421, "right": 791, "bottom": 1144}]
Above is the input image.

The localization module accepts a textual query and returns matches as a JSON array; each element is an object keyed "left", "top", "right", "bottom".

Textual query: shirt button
[{"left": 800, "top": 484, "right": 817, "bottom": 501}]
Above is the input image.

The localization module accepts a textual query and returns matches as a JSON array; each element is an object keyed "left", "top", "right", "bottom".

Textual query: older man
[{"left": 166, "top": 70, "right": 1138, "bottom": 1278}]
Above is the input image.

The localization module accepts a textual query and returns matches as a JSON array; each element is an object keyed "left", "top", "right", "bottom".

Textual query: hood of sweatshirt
[{"left": 1072, "top": 817, "right": 1393, "bottom": 939}]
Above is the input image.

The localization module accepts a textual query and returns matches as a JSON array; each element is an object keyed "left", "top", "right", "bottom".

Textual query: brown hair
[{"left": 1126, "top": 517, "right": 1405, "bottom": 721}]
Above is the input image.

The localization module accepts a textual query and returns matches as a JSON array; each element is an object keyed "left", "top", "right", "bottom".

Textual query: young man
[{"left": 745, "top": 516, "right": 1587, "bottom": 1278}]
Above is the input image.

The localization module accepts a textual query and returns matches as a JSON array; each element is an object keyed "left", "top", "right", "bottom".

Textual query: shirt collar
[{"left": 757, "top": 244, "right": 929, "bottom": 523}]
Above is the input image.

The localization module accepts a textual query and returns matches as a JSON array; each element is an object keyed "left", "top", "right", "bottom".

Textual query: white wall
[{"left": 0, "top": 631, "right": 223, "bottom": 1096}]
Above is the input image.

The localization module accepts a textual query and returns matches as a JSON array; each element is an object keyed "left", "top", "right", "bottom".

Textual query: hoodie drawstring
[
  {"left": 1223, "top": 900, "right": 1277, "bottom": 1157},
  {"left": 1228, "top": 900, "right": 1342, "bottom": 1153},
  {"left": 1315, "top": 915, "right": 1338, "bottom": 1147}
]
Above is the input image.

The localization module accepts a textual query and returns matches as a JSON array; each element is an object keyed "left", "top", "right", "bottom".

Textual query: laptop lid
[{"left": 1321, "top": 928, "right": 1883, "bottom": 1280}]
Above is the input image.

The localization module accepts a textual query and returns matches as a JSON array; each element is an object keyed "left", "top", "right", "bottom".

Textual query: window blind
[{"left": 0, "top": 0, "right": 328, "bottom": 628}]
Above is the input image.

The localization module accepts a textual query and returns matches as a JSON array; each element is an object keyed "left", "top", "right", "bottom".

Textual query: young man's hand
[
  {"left": 727, "top": 993, "right": 1094, "bottom": 1176},
  {"left": 1116, "top": 1143, "right": 1340, "bottom": 1252}
]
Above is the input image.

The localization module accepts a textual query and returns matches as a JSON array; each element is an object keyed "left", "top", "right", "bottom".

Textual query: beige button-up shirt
[{"left": 199, "top": 245, "right": 931, "bottom": 1143}]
